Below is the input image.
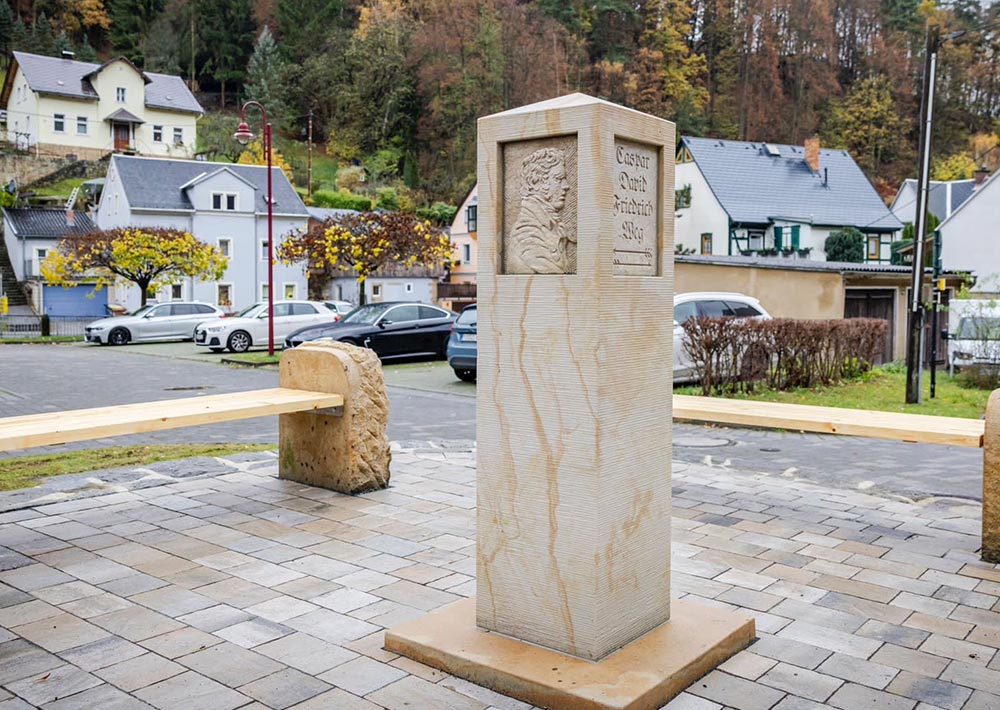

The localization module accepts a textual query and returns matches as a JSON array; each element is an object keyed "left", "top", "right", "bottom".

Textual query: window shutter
[
  {"left": 791, "top": 225, "right": 800, "bottom": 249},
  {"left": 774, "top": 226, "right": 783, "bottom": 250}
]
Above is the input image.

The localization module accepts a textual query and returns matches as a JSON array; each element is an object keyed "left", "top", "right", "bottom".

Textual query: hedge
[
  {"left": 682, "top": 317, "right": 888, "bottom": 395},
  {"left": 311, "top": 190, "right": 373, "bottom": 211}
]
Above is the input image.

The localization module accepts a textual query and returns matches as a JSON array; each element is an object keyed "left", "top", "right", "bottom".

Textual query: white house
[
  {"left": 329, "top": 262, "right": 444, "bottom": 306},
  {"left": 675, "top": 137, "right": 902, "bottom": 262},
  {"left": 937, "top": 169, "right": 999, "bottom": 296},
  {"left": 2, "top": 51, "right": 202, "bottom": 159},
  {"left": 96, "top": 154, "right": 309, "bottom": 311},
  {"left": 890, "top": 178, "right": 977, "bottom": 226},
  {"left": 448, "top": 185, "right": 478, "bottom": 284}
]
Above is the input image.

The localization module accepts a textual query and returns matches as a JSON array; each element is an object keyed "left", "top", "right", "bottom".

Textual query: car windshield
[
  {"left": 340, "top": 303, "right": 392, "bottom": 325},
  {"left": 236, "top": 303, "right": 264, "bottom": 318},
  {"left": 957, "top": 316, "right": 1000, "bottom": 340},
  {"left": 457, "top": 308, "right": 477, "bottom": 326},
  {"left": 129, "top": 305, "right": 153, "bottom": 317}
]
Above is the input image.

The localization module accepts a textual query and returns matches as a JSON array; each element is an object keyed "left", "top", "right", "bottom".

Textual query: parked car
[
  {"left": 673, "top": 292, "right": 772, "bottom": 383},
  {"left": 447, "top": 304, "right": 477, "bottom": 382},
  {"left": 284, "top": 301, "right": 457, "bottom": 359},
  {"left": 194, "top": 301, "right": 335, "bottom": 353},
  {"left": 948, "top": 315, "right": 1000, "bottom": 372},
  {"left": 85, "top": 302, "right": 226, "bottom": 345},
  {"left": 324, "top": 300, "right": 355, "bottom": 320}
]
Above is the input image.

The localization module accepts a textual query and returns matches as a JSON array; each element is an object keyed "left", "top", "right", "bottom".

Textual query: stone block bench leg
[
  {"left": 278, "top": 341, "right": 391, "bottom": 494},
  {"left": 985, "top": 390, "right": 1000, "bottom": 563}
]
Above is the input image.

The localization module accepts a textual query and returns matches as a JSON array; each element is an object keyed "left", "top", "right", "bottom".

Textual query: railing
[{"left": 0, "top": 315, "right": 90, "bottom": 338}]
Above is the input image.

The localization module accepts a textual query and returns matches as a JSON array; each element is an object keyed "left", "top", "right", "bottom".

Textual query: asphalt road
[{"left": 0, "top": 343, "right": 984, "bottom": 503}]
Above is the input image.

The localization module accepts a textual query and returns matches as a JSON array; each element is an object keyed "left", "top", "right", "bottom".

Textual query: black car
[{"left": 284, "top": 301, "right": 457, "bottom": 358}]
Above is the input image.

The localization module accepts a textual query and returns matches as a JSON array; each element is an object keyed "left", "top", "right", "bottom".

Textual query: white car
[
  {"left": 85, "top": 302, "right": 226, "bottom": 345},
  {"left": 194, "top": 300, "right": 336, "bottom": 353},
  {"left": 673, "top": 292, "right": 772, "bottom": 382},
  {"left": 324, "top": 300, "right": 356, "bottom": 321}
]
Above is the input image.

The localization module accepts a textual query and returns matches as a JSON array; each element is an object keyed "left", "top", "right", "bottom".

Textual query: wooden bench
[
  {"left": 673, "top": 395, "right": 985, "bottom": 449},
  {"left": 0, "top": 388, "right": 344, "bottom": 452}
]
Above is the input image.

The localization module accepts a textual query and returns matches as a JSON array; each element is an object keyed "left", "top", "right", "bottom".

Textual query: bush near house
[
  {"left": 312, "top": 189, "right": 373, "bottom": 211},
  {"left": 824, "top": 227, "right": 866, "bottom": 262},
  {"left": 683, "top": 317, "right": 887, "bottom": 395}
]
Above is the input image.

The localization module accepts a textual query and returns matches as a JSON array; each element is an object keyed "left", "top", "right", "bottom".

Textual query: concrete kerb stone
[
  {"left": 983, "top": 389, "right": 1000, "bottom": 563},
  {"left": 278, "top": 341, "right": 391, "bottom": 495}
]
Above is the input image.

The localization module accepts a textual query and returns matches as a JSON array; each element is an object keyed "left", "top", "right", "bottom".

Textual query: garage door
[
  {"left": 845, "top": 289, "right": 894, "bottom": 364},
  {"left": 42, "top": 284, "right": 108, "bottom": 317}
]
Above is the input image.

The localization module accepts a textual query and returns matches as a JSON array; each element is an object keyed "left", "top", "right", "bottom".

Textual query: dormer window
[
  {"left": 116, "top": 87, "right": 126, "bottom": 102},
  {"left": 212, "top": 192, "right": 237, "bottom": 211},
  {"left": 466, "top": 204, "right": 477, "bottom": 232}
]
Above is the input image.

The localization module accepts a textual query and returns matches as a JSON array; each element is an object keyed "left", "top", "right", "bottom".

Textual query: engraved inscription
[
  {"left": 613, "top": 140, "right": 659, "bottom": 276},
  {"left": 503, "top": 136, "right": 578, "bottom": 274}
]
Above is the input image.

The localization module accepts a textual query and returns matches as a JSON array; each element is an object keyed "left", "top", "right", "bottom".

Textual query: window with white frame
[
  {"left": 260, "top": 240, "right": 269, "bottom": 260},
  {"left": 217, "top": 283, "right": 233, "bottom": 307},
  {"left": 212, "top": 193, "right": 238, "bottom": 211},
  {"left": 218, "top": 238, "right": 231, "bottom": 258},
  {"left": 260, "top": 284, "right": 269, "bottom": 301},
  {"left": 34, "top": 248, "right": 47, "bottom": 275},
  {"left": 372, "top": 284, "right": 382, "bottom": 298},
  {"left": 283, "top": 283, "right": 297, "bottom": 300},
  {"left": 173, "top": 127, "right": 183, "bottom": 145},
  {"left": 404, "top": 283, "right": 413, "bottom": 294},
  {"left": 53, "top": 114, "right": 65, "bottom": 132},
  {"left": 461, "top": 243, "right": 471, "bottom": 264},
  {"left": 116, "top": 87, "right": 126, "bottom": 102},
  {"left": 171, "top": 284, "right": 183, "bottom": 300},
  {"left": 152, "top": 125, "right": 163, "bottom": 142},
  {"left": 76, "top": 116, "right": 88, "bottom": 135}
]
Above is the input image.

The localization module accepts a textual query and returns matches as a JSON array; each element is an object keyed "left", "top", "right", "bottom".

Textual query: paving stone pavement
[{"left": 0, "top": 445, "right": 999, "bottom": 709}]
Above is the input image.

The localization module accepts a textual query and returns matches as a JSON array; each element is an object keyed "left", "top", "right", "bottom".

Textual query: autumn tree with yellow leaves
[
  {"left": 41, "top": 228, "right": 228, "bottom": 306},
  {"left": 278, "top": 212, "right": 452, "bottom": 304}
]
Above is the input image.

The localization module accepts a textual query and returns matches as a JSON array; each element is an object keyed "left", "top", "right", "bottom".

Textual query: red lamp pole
[{"left": 234, "top": 102, "right": 275, "bottom": 355}]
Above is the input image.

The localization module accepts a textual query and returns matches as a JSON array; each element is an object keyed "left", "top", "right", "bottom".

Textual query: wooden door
[
  {"left": 113, "top": 123, "right": 130, "bottom": 151},
  {"left": 845, "top": 289, "right": 894, "bottom": 364}
]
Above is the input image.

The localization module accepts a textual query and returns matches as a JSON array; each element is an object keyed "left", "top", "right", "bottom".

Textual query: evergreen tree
[
  {"left": 275, "top": 0, "right": 346, "bottom": 62},
  {"left": 0, "top": 1, "right": 14, "bottom": 59},
  {"left": 200, "top": 0, "right": 255, "bottom": 108},
  {"left": 109, "top": 0, "right": 166, "bottom": 66},
  {"left": 32, "top": 14, "right": 56, "bottom": 57},
  {"left": 244, "top": 26, "right": 287, "bottom": 121},
  {"left": 10, "top": 16, "right": 30, "bottom": 52},
  {"left": 76, "top": 35, "right": 99, "bottom": 62},
  {"left": 55, "top": 31, "right": 72, "bottom": 55}
]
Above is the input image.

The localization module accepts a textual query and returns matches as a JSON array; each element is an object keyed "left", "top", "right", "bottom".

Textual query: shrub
[
  {"left": 683, "top": 317, "right": 888, "bottom": 395},
  {"left": 415, "top": 202, "right": 458, "bottom": 226},
  {"left": 957, "top": 364, "right": 1000, "bottom": 390},
  {"left": 311, "top": 189, "right": 373, "bottom": 211},
  {"left": 335, "top": 166, "right": 367, "bottom": 192},
  {"left": 824, "top": 227, "right": 865, "bottom": 263}
]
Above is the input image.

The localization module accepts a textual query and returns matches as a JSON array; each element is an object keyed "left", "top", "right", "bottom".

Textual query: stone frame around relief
[{"left": 500, "top": 135, "right": 579, "bottom": 275}]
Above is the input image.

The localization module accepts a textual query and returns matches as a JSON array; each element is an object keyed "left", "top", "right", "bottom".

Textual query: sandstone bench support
[
  {"left": 386, "top": 94, "right": 753, "bottom": 710},
  {"left": 984, "top": 390, "right": 1000, "bottom": 563},
  {"left": 278, "top": 341, "right": 391, "bottom": 494}
]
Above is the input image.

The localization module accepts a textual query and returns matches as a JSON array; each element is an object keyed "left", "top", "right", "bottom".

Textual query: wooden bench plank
[
  {"left": 674, "top": 394, "right": 985, "bottom": 448},
  {"left": 0, "top": 388, "right": 344, "bottom": 452}
]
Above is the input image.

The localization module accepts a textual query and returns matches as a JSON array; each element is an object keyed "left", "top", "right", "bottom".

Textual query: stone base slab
[{"left": 384, "top": 597, "right": 755, "bottom": 710}]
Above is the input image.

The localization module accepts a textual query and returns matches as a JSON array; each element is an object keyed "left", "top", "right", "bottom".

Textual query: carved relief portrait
[{"left": 502, "top": 136, "right": 578, "bottom": 274}]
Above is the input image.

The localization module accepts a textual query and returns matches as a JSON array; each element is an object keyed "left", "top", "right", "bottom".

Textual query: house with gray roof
[
  {"left": 2, "top": 50, "right": 202, "bottom": 159},
  {"left": 890, "top": 178, "right": 977, "bottom": 227},
  {"left": 936, "top": 169, "right": 999, "bottom": 295},
  {"left": 675, "top": 137, "right": 902, "bottom": 262},
  {"left": 96, "top": 154, "right": 310, "bottom": 311},
  {"left": 2, "top": 207, "right": 101, "bottom": 316}
]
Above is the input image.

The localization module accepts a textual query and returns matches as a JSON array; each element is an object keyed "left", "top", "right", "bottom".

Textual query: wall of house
[
  {"left": 891, "top": 182, "right": 917, "bottom": 225},
  {"left": 449, "top": 186, "right": 478, "bottom": 283},
  {"left": 675, "top": 262, "right": 845, "bottom": 320},
  {"left": 330, "top": 276, "right": 435, "bottom": 305},
  {"left": 5, "top": 68, "right": 41, "bottom": 149},
  {"left": 940, "top": 176, "right": 999, "bottom": 295},
  {"left": 674, "top": 161, "right": 729, "bottom": 256},
  {"left": 2, "top": 215, "right": 26, "bottom": 281},
  {"left": 135, "top": 108, "right": 199, "bottom": 158}
]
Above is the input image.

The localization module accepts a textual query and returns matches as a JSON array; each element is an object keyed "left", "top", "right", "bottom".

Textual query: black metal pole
[
  {"left": 906, "top": 26, "right": 939, "bottom": 404},
  {"left": 930, "top": 230, "right": 942, "bottom": 398}
]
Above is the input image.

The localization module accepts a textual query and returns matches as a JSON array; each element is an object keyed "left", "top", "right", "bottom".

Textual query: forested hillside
[{"left": 3, "top": 0, "right": 999, "bottom": 202}]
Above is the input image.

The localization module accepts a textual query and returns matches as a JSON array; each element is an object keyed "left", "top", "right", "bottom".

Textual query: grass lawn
[
  {"left": 222, "top": 352, "right": 282, "bottom": 366},
  {"left": 30, "top": 176, "right": 87, "bottom": 199},
  {"left": 0, "top": 443, "right": 275, "bottom": 492},
  {"left": 675, "top": 367, "right": 990, "bottom": 420},
  {"left": 0, "top": 336, "right": 81, "bottom": 344},
  {"left": 278, "top": 138, "right": 339, "bottom": 190}
]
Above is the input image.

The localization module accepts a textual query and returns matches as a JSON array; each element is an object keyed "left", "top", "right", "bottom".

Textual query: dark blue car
[{"left": 447, "top": 304, "right": 477, "bottom": 382}]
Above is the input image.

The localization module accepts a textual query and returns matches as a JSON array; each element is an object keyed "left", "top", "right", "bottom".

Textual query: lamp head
[{"left": 233, "top": 121, "right": 254, "bottom": 146}]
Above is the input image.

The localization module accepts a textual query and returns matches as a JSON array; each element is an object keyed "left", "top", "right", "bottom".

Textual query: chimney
[
  {"left": 60, "top": 50, "right": 75, "bottom": 60},
  {"left": 804, "top": 137, "right": 820, "bottom": 173},
  {"left": 66, "top": 210, "right": 75, "bottom": 228},
  {"left": 974, "top": 165, "right": 991, "bottom": 187}
]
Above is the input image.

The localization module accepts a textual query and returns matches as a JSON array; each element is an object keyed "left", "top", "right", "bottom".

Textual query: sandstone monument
[{"left": 387, "top": 94, "right": 754, "bottom": 710}]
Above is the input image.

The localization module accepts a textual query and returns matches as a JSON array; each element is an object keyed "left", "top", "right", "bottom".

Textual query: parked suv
[
  {"left": 673, "top": 292, "right": 772, "bottom": 382},
  {"left": 85, "top": 302, "right": 225, "bottom": 345},
  {"left": 447, "top": 304, "right": 477, "bottom": 382}
]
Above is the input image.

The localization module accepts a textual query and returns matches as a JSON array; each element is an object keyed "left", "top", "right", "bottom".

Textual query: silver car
[{"left": 85, "top": 302, "right": 226, "bottom": 345}]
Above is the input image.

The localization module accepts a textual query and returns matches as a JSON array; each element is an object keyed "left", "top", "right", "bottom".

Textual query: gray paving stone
[
  {"left": 885, "top": 670, "right": 972, "bottom": 710},
  {"left": 284, "top": 608, "right": 378, "bottom": 645},
  {"left": 238, "top": 668, "right": 331, "bottom": 709},
  {"left": 0, "top": 564, "right": 74, "bottom": 592},
  {"left": 857, "top": 620, "right": 930, "bottom": 650},
  {"left": 58, "top": 635, "right": 147, "bottom": 672},
  {"left": 138, "top": 627, "right": 222, "bottom": 659},
  {"left": 94, "top": 652, "right": 185, "bottom": 692},
  {"left": 818, "top": 652, "right": 899, "bottom": 689},
  {"left": 5, "top": 664, "right": 102, "bottom": 706},
  {"left": 288, "top": 688, "right": 381, "bottom": 709},
  {"left": 129, "top": 585, "right": 216, "bottom": 616},
  {"left": 828, "top": 682, "right": 917, "bottom": 710},
  {"left": 319, "top": 655, "right": 407, "bottom": 696},
  {"left": 90, "top": 605, "right": 184, "bottom": 642},
  {"left": 0, "top": 640, "right": 64, "bottom": 685},
  {"left": 214, "top": 617, "right": 293, "bottom": 648},
  {"left": 687, "top": 670, "right": 787, "bottom": 710},
  {"left": 13, "top": 612, "right": 109, "bottom": 652},
  {"left": 749, "top": 634, "right": 832, "bottom": 670},
  {"left": 254, "top": 632, "right": 358, "bottom": 674},
  {"left": 134, "top": 670, "right": 250, "bottom": 710},
  {"left": 759, "top": 662, "right": 843, "bottom": 702},
  {"left": 366, "top": 675, "right": 489, "bottom": 710},
  {"left": 41, "top": 681, "right": 154, "bottom": 709},
  {"left": 177, "top": 641, "right": 283, "bottom": 686},
  {"left": 176, "top": 604, "right": 252, "bottom": 632}
]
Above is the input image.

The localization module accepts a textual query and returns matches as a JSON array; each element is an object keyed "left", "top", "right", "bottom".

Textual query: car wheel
[
  {"left": 439, "top": 335, "right": 450, "bottom": 358},
  {"left": 227, "top": 330, "right": 251, "bottom": 353},
  {"left": 454, "top": 368, "right": 476, "bottom": 383},
  {"left": 209, "top": 347, "right": 225, "bottom": 353},
  {"left": 108, "top": 327, "right": 130, "bottom": 346}
]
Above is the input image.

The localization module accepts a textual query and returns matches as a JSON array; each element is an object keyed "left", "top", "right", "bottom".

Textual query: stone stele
[
  {"left": 278, "top": 341, "right": 391, "bottom": 494},
  {"left": 984, "top": 389, "right": 1000, "bottom": 563},
  {"left": 386, "top": 94, "right": 754, "bottom": 710}
]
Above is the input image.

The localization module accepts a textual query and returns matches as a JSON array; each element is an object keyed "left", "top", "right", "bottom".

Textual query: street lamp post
[{"left": 234, "top": 102, "right": 275, "bottom": 356}]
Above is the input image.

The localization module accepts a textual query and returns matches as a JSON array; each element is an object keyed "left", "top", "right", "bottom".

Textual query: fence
[{"left": 0, "top": 315, "right": 89, "bottom": 338}]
